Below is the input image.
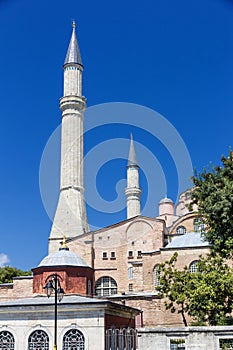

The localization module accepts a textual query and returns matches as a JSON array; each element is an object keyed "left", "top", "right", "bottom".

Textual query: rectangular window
[
  {"left": 137, "top": 250, "right": 142, "bottom": 258},
  {"left": 170, "top": 339, "right": 185, "bottom": 350},
  {"left": 102, "top": 252, "right": 108, "bottom": 259},
  {"left": 129, "top": 283, "right": 133, "bottom": 292},
  {"left": 128, "top": 251, "right": 133, "bottom": 258},
  {"left": 110, "top": 252, "right": 116, "bottom": 259},
  {"left": 219, "top": 339, "right": 233, "bottom": 349}
]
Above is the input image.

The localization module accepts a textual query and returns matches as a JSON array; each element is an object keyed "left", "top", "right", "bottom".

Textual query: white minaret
[
  {"left": 125, "top": 134, "right": 142, "bottom": 219},
  {"left": 49, "top": 22, "right": 89, "bottom": 254}
]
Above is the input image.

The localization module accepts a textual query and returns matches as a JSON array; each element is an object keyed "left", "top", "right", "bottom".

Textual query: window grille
[
  {"left": 28, "top": 330, "right": 49, "bottom": 350},
  {"left": 170, "top": 338, "right": 185, "bottom": 350},
  {"left": 193, "top": 218, "right": 205, "bottom": 232},
  {"left": 0, "top": 331, "right": 14, "bottom": 350},
  {"left": 153, "top": 265, "right": 160, "bottom": 288},
  {"left": 63, "top": 329, "right": 85, "bottom": 350},
  {"left": 106, "top": 328, "right": 137, "bottom": 350},
  {"left": 219, "top": 338, "right": 233, "bottom": 349},
  {"left": 189, "top": 260, "right": 199, "bottom": 273},
  {"left": 95, "top": 276, "right": 117, "bottom": 296},
  {"left": 176, "top": 226, "right": 186, "bottom": 234}
]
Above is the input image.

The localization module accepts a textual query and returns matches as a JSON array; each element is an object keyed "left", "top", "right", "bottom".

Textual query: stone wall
[{"left": 138, "top": 326, "right": 233, "bottom": 350}]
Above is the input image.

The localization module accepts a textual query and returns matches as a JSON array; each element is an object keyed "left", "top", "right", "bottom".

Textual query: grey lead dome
[
  {"left": 159, "top": 197, "right": 173, "bottom": 204},
  {"left": 38, "top": 249, "right": 88, "bottom": 267}
]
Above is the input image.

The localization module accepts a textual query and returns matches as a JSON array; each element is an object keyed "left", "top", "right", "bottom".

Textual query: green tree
[
  {"left": 157, "top": 252, "right": 192, "bottom": 326},
  {"left": 157, "top": 150, "right": 233, "bottom": 325},
  {"left": 190, "top": 150, "right": 233, "bottom": 257},
  {"left": 188, "top": 254, "right": 233, "bottom": 325},
  {"left": 0, "top": 266, "right": 31, "bottom": 284},
  {"left": 157, "top": 253, "right": 233, "bottom": 326}
]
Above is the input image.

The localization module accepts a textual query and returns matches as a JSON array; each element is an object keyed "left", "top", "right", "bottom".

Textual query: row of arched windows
[
  {"left": 176, "top": 218, "right": 205, "bottom": 235},
  {"left": 0, "top": 329, "right": 85, "bottom": 349},
  {"left": 95, "top": 260, "right": 199, "bottom": 296},
  {"left": 153, "top": 260, "right": 199, "bottom": 288}
]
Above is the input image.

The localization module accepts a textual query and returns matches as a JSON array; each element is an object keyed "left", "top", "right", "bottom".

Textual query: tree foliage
[
  {"left": 0, "top": 266, "right": 31, "bottom": 284},
  {"left": 156, "top": 252, "right": 191, "bottom": 326},
  {"left": 190, "top": 150, "right": 233, "bottom": 257},
  {"left": 157, "top": 253, "right": 233, "bottom": 326},
  {"left": 157, "top": 150, "right": 233, "bottom": 325}
]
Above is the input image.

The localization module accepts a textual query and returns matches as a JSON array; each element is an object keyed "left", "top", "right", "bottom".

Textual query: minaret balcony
[
  {"left": 60, "top": 95, "right": 86, "bottom": 113},
  {"left": 125, "top": 187, "right": 142, "bottom": 198}
]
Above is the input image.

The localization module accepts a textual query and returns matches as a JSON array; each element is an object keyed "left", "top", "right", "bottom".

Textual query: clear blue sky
[{"left": 0, "top": 0, "right": 232, "bottom": 270}]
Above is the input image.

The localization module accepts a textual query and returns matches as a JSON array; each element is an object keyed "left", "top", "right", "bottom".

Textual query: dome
[
  {"left": 166, "top": 232, "right": 210, "bottom": 249},
  {"left": 38, "top": 248, "right": 88, "bottom": 267},
  {"left": 159, "top": 197, "right": 173, "bottom": 204}
]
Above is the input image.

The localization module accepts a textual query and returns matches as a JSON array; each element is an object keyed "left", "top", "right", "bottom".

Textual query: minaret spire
[
  {"left": 64, "top": 21, "right": 83, "bottom": 66},
  {"left": 125, "top": 134, "right": 142, "bottom": 219},
  {"left": 128, "top": 133, "right": 138, "bottom": 167},
  {"left": 49, "top": 23, "right": 89, "bottom": 254}
]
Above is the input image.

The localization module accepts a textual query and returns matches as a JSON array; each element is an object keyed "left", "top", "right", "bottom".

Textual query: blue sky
[{"left": 0, "top": 0, "right": 233, "bottom": 270}]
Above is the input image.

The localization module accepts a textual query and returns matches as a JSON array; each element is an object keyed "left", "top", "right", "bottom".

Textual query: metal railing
[{"left": 106, "top": 328, "right": 138, "bottom": 350}]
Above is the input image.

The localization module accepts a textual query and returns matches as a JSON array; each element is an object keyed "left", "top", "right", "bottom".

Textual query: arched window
[
  {"left": 193, "top": 218, "right": 205, "bottom": 232},
  {"left": 128, "top": 267, "right": 133, "bottom": 279},
  {"left": 63, "top": 329, "right": 85, "bottom": 350},
  {"left": 189, "top": 260, "right": 199, "bottom": 273},
  {"left": 176, "top": 226, "right": 186, "bottom": 234},
  {"left": 28, "top": 330, "right": 49, "bottom": 350},
  {"left": 0, "top": 331, "right": 14, "bottom": 350},
  {"left": 153, "top": 265, "right": 160, "bottom": 288},
  {"left": 95, "top": 276, "right": 117, "bottom": 296}
]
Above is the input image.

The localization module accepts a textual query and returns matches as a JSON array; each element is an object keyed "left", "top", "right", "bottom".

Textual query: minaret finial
[
  {"left": 72, "top": 20, "right": 76, "bottom": 29},
  {"left": 59, "top": 235, "right": 69, "bottom": 251}
]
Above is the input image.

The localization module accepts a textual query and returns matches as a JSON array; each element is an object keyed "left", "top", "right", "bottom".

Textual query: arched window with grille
[
  {"left": 0, "top": 331, "right": 14, "bottom": 350},
  {"left": 63, "top": 329, "right": 85, "bottom": 350},
  {"left": 189, "top": 260, "right": 199, "bottom": 273},
  {"left": 28, "top": 330, "right": 49, "bottom": 350},
  {"left": 176, "top": 226, "right": 186, "bottom": 235},
  {"left": 193, "top": 218, "right": 205, "bottom": 232},
  {"left": 153, "top": 265, "right": 160, "bottom": 288},
  {"left": 95, "top": 276, "right": 117, "bottom": 296}
]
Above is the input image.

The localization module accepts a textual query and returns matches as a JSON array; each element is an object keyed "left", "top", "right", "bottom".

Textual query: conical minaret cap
[
  {"left": 127, "top": 134, "right": 138, "bottom": 167},
  {"left": 64, "top": 21, "right": 83, "bottom": 66}
]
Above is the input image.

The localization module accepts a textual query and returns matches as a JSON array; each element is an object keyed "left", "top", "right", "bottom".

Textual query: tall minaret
[
  {"left": 49, "top": 22, "right": 89, "bottom": 254},
  {"left": 125, "top": 134, "right": 142, "bottom": 219}
]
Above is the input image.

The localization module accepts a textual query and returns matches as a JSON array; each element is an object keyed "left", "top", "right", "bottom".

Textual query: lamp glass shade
[
  {"left": 57, "top": 287, "right": 65, "bottom": 302},
  {"left": 45, "top": 280, "right": 54, "bottom": 297}
]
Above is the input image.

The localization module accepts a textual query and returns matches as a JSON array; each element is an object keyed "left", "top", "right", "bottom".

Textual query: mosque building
[{"left": 0, "top": 22, "right": 210, "bottom": 349}]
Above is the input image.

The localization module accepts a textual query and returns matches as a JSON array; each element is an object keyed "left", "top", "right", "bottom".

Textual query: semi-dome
[
  {"left": 166, "top": 232, "right": 210, "bottom": 249},
  {"left": 38, "top": 248, "right": 88, "bottom": 267}
]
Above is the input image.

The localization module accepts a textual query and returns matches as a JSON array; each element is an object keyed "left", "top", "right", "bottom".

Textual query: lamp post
[{"left": 44, "top": 274, "right": 64, "bottom": 350}]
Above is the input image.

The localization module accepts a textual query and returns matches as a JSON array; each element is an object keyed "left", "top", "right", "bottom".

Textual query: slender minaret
[
  {"left": 125, "top": 134, "right": 142, "bottom": 219},
  {"left": 49, "top": 22, "right": 89, "bottom": 254}
]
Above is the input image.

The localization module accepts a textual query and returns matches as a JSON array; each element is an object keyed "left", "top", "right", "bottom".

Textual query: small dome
[
  {"left": 159, "top": 197, "right": 173, "bottom": 204},
  {"left": 38, "top": 248, "right": 88, "bottom": 267}
]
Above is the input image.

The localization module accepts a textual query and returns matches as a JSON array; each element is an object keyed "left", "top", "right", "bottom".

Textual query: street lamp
[{"left": 44, "top": 274, "right": 64, "bottom": 350}]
